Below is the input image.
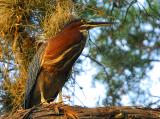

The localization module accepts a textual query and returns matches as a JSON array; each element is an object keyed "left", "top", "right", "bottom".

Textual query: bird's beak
[{"left": 81, "top": 21, "right": 115, "bottom": 29}]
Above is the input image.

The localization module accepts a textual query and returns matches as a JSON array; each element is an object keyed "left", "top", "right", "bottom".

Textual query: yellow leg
[
  {"left": 39, "top": 81, "right": 48, "bottom": 104},
  {"left": 58, "top": 90, "right": 63, "bottom": 103},
  {"left": 40, "top": 91, "right": 48, "bottom": 104}
]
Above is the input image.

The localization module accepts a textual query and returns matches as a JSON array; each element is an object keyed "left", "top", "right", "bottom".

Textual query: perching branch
[{"left": 3, "top": 104, "right": 160, "bottom": 119}]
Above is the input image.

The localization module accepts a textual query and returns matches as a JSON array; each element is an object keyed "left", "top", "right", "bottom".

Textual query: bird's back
[{"left": 24, "top": 43, "right": 46, "bottom": 109}]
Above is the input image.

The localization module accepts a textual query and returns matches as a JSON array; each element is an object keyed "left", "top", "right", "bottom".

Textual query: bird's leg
[
  {"left": 39, "top": 80, "right": 48, "bottom": 104},
  {"left": 40, "top": 91, "right": 48, "bottom": 104},
  {"left": 57, "top": 90, "right": 63, "bottom": 103},
  {"left": 53, "top": 90, "right": 63, "bottom": 114}
]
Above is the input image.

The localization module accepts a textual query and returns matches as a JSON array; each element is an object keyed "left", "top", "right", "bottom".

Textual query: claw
[{"left": 54, "top": 105, "right": 60, "bottom": 114}]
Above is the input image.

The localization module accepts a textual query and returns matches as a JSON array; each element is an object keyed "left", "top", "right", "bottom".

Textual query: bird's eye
[{"left": 81, "top": 19, "right": 87, "bottom": 23}]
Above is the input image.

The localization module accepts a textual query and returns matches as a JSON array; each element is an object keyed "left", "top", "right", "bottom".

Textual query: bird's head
[{"left": 63, "top": 19, "right": 114, "bottom": 34}]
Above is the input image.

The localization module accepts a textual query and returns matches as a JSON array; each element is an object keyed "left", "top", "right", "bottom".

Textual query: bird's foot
[
  {"left": 41, "top": 98, "right": 49, "bottom": 105},
  {"left": 49, "top": 101, "right": 76, "bottom": 117},
  {"left": 47, "top": 101, "right": 61, "bottom": 114},
  {"left": 53, "top": 105, "right": 60, "bottom": 114}
]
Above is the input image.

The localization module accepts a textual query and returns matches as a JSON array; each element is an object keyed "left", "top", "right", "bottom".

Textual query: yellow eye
[{"left": 81, "top": 19, "right": 87, "bottom": 23}]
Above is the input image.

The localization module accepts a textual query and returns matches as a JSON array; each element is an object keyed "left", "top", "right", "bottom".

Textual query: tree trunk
[{"left": 2, "top": 103, "right": 160, "bottom": 119}]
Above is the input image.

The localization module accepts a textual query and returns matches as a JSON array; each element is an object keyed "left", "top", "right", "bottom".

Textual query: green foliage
[{"left": 81, "top": 0, "right": 160, "bottom": 106}]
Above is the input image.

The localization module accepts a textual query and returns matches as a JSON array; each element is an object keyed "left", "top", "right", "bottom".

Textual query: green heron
[{"left": 24, "top": 19, "right": 114, "bottom": 109}]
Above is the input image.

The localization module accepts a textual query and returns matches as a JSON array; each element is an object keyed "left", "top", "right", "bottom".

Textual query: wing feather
[{"left": 24, "top": 43, "right": 46, "bottom": 109}]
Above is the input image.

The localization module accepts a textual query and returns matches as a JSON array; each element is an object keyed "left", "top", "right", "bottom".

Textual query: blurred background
[{"left": 0, "top": 0, "right": 160, "bottom": 114}]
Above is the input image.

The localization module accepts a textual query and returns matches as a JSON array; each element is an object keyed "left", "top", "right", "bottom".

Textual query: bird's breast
[{"left": 41, "top": 31, "right": 86, "bottom": 71}]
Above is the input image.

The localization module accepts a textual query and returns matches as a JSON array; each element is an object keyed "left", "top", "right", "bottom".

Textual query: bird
[{"left": 24, "top": 19, "right": 114, "bottom": 109}]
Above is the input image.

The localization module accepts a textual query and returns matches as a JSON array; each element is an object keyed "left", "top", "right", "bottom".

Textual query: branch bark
[{"left": 2, "top": 103, "right": 160, "bottom": 119}]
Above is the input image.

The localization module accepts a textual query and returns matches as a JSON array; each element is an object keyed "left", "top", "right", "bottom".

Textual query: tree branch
[{"left": 3, "top": 104, "right": 160, "bottom": 119}]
